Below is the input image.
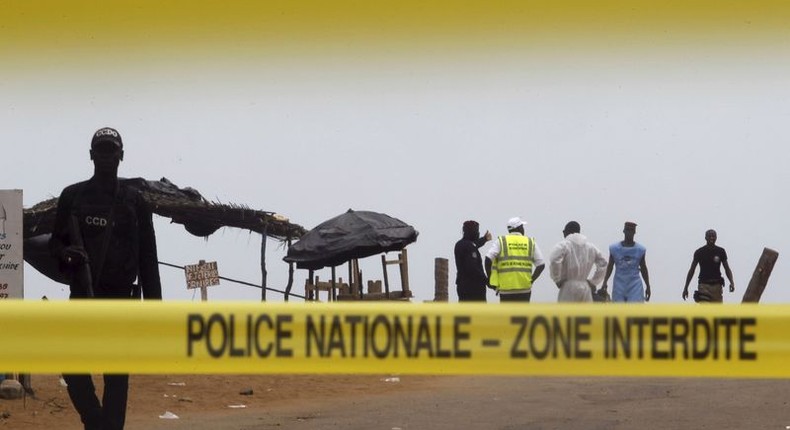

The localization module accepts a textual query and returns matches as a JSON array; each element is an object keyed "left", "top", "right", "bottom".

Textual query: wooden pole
[
  {"left": 399, "top": 248, "right": 410, "bottom": 297},
  {"left": 284, "top": 239, "right": 294, "bottom": 302},
  {"left": 742, "top": 248, "right": 779, "bottom": 303},
  {"left": 347, "top": 261, "right": 353, "bottom": 298},
  {"left": 434, "top": 257, "right": 449, "bottom": 302},
  {"left": 260, "top": 226, "right": 268, "bottom": 302},
  {"left": 355, "top": 259, "right": 364, "bottom": 299},
  {"left": 331, "top": 266, "right": 337, "bottom": 301},
  {"left": 199, "top": 259, "right": 208, "bottom": 301},
  {"left": 381, "top": 254, "right": 390, "bottom": 298},
  {"left": 307, "top": 269, "right": 314, "bottom": 301}
]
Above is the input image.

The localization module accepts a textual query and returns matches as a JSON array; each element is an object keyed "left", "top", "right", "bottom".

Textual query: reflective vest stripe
[
  {"left": 498, "top": 256, "right": 533, "bottom": 261},
  {"left": 497, "top": 267, "right": 531, "bottom": 273}
]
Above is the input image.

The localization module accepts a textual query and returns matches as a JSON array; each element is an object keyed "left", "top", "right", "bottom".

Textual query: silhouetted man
[
  {"left": 454, "top": 220, "right": 492, "bottom": 302},
  {"left": 50, "top": 127, "right": 162, "bottom": 430}
]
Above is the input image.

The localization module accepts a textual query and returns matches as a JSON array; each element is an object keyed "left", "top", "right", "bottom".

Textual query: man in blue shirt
[{"left": 600, "top": 221, "right": 651, "bottom": 302}]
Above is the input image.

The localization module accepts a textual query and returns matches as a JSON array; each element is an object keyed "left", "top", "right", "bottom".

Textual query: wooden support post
[
  {"left": 199, "top": 259, "right": 208, "bottom": 301},
  {"left": 284, "top": 239, "right": 294, "bottom": 302},
  {"left": 347, "top": 261, "right": 353, "bottom": 297},
  {"left": 434, "top": 257, "right": 449, "bottom": 302},
  {"left": 742, "top": 248, "right": 779, "bottom": 303},
  {"left": 306, "top": 270, "right": 315, "bottom": 301},
  {"left": 331, "top": 266, "right": 337, "bottom": 301},
  {"left": 356, "top": 260, "right": 364, "bottom": 299},
  {"left": 381, "top": 254, "right": 391, "bottom": 298},
  {"left": 399, "top": 249, "right": 410, "bottom": 296},
  {"left": 260, "top": 227, "right": 268, "bottom": 302}
]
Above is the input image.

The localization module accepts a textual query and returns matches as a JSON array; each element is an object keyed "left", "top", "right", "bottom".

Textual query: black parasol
[{"left": 283, "top": 209, "right": 418, "bottom": 270}]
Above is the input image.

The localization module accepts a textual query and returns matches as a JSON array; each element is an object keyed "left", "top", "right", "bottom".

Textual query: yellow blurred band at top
[{"left": 2, "top": 1, "right": 789, "bottom": 62}]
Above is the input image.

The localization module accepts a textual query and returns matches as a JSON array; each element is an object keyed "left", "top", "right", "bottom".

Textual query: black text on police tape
[
  {"left": 186, "top": 313, "right": 758, "bottom": 362},
  {"left": 187, "top": 313, "right": 471, "bottom": 359}
]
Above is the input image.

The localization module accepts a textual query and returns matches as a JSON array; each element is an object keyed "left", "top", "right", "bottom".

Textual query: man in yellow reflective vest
[{"left": 484, "top": 217, "right": 545, "bottom": 302}]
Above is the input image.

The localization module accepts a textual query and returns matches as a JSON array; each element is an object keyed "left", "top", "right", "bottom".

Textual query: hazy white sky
[{"left": 4, "top": 39, "right": 790, "bottom": 304}]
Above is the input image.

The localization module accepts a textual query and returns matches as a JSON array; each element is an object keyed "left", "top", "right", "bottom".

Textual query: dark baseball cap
[{"left": 91, "top": 127, "right": 123, "bottom": 149}]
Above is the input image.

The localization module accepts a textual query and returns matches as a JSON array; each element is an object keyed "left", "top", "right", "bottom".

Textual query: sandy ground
[{"left": 1, "top": 374, "right": 789, "bottom": 429}]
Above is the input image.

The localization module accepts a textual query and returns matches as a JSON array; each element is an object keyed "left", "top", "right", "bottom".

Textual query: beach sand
[{"left": 2, "top": 374, "right": 789, "bottom": 429}]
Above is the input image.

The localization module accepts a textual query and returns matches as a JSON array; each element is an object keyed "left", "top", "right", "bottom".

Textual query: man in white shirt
[{"left": 549, "top": 221, "right": 607, "bottom": 302}]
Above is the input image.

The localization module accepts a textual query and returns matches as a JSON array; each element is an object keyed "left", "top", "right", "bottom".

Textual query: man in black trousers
[{"left": 49, "top": 127, "right": 162, "bottom": 430}]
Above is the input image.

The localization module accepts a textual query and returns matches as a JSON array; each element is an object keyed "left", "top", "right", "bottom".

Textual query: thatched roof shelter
[
  {"left": 23, "top": 177, "right": 307, "bottom": 299},
  {"left": 23, "top": 177, "right": 306, "bottom": 241}
]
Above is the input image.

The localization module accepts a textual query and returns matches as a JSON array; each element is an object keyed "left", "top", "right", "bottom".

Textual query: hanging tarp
[{"left": 283, "top": 209, "right": 418, "bottom": 270}]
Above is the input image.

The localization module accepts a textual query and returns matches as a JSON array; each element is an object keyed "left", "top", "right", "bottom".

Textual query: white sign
[
  {"left": 184, "top": 260, "right": 220, "bottom": 289},
  {"left": 0, "top": 189, "right": 23, "bottom": 299}
]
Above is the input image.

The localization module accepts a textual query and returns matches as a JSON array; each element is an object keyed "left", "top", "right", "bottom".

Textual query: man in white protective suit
[{"left": 549, "top": 221, "right": 608, "bottom": 302}]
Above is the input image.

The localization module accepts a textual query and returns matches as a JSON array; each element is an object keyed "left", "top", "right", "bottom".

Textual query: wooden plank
[
  {"left": 348, "top": 258, "right": 354, "bottom": 298},
  {"left": 357, "top": 291, "right": 411, "bottom": 301},
  {"left": 741, "top": 248, "right": 779, "bottom": 303},
  {"left": 381, "top": 254, "right": 390, "bottom": 298},
  {"left": 434, "top": 257, "right": 449, "bottom": 302},
  {"left": 284, "top": 238, "right": 294, "bottom": 302},
  {"left": 353, "top": 259, "right": 363, "bottom": 299},
  {"left": 260, "top": 229, "right": 268, "bottom": 302},
  {"left": 331, "top": 266, "right": 337, "bottom": 302},
  {"left": 399, "top": 249, "right": 410, "bottom": 293},
  {"left": 306, "top": 270, "right": 315, "bottom": 301},
  {"left": 368, "top": 280, "right": 382, "bottom": 293}
]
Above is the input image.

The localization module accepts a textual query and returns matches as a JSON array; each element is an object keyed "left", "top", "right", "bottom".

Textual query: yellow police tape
[{"left": 1, "top": 301, "right": 788, "bottom": 378}]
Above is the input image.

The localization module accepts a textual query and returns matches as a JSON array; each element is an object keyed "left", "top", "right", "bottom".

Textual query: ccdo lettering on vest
[{"left": 85, "top": 216, "right": 108, "bottom": 226}]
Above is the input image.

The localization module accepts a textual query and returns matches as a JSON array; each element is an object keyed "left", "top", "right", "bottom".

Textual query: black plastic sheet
[{"left": 283, "top": 209, "right": 418, "bottom": 270}]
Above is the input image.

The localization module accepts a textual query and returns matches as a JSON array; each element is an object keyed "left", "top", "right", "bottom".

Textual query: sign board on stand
[
  {"left": 184, "top": 260, "right": 220, "bottom": 301},
  {"left": 0, "top": 190, "right": 23, "bottom": 299}
]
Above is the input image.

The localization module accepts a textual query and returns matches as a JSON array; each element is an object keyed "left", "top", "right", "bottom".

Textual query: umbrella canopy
[{"left": 283, "top": 209, "right": 418, "bottom": 270}]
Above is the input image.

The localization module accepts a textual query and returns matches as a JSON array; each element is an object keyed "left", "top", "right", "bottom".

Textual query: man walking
[
  {"left": 549, "top": 221, "right": 608, "bottom": 302},
  {"left": 454, "top": 220, "right": 492, "bottom": 302},
  {"left": 600, "top": 221, "right": 651, "bottom": 302},
  {"left": 682, "top": 229, "right": 735, "bottom": 303},
  {"left": 485, "top": 217, "right": 544, "bottom": 302},
  {"left": 49, "top": 127, "right": 162, "bottom": 430}
]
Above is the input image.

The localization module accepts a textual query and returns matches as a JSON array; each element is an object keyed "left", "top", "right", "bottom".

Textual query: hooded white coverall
[{"left": 549, "top": 233, "right": 607, "bottom": 302}]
